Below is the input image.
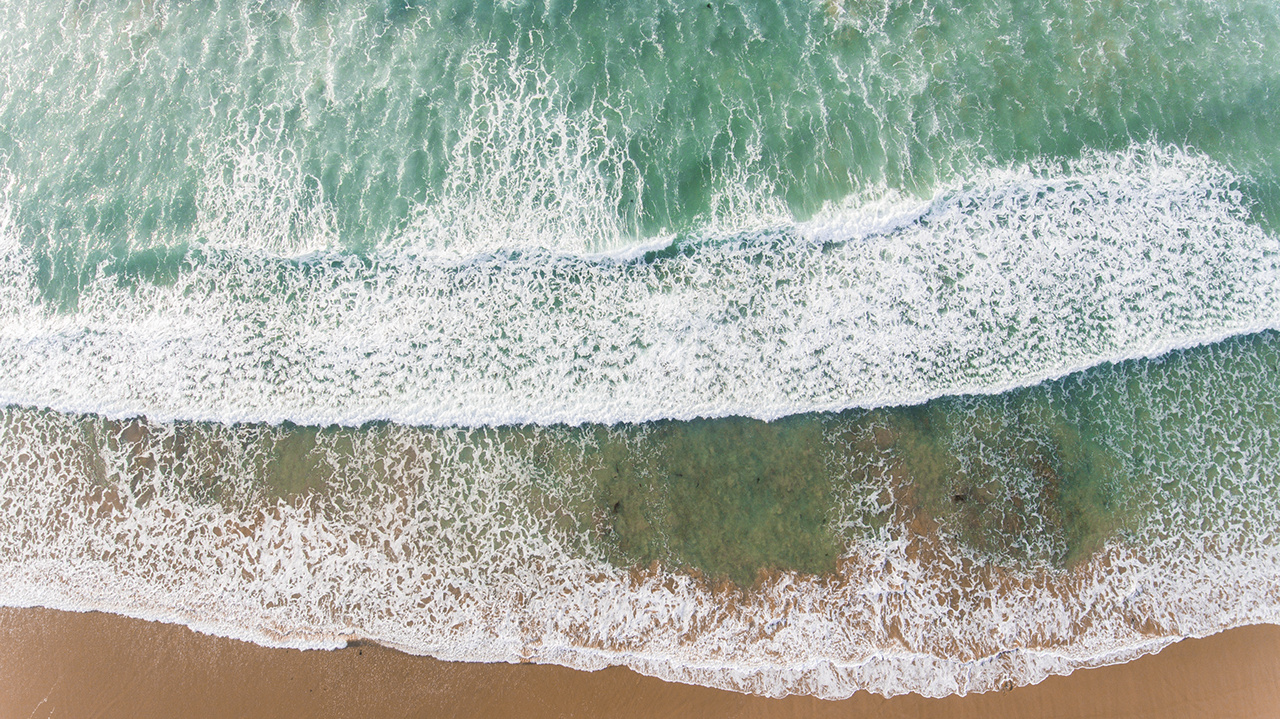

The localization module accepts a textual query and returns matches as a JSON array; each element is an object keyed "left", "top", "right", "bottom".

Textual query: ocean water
[{"left": 1, "top": 0, "right": 1279, "bottom": 699}]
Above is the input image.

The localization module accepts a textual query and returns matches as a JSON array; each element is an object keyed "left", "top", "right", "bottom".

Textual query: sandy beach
[{"left": 0, "top": 607, "right": 1276, "bottom": 718}]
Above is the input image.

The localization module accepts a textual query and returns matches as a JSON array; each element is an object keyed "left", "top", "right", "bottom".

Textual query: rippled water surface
[{"left": 1, "top": 0, "right": 1279, "bottom": 698}]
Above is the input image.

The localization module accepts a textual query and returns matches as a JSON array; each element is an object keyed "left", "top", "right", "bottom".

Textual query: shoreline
[{"left": 2, "top": 607, "right": 1278, "bottom": 717}]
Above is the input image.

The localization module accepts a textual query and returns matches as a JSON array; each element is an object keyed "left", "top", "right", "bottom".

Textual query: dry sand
[{"left": 1, "top": 607, "right": 1277, "bottom": 718}]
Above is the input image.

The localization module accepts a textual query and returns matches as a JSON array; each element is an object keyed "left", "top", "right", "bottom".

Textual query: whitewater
[{"left": 0, "top": 147, "right": 1276, "bottom": 427}]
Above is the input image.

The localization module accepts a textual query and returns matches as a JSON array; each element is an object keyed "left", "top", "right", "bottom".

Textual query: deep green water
[{"left": 2, "top": 0, "right": 1280, "bottom": 303}]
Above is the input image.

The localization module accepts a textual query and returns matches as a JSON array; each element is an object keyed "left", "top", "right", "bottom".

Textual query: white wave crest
[{"left": 0, "top": 146, "right": 1274, "bottom": 427}]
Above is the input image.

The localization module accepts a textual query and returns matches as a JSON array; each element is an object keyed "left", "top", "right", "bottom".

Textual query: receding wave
[
  {"left": 1, "top": 331, "right": 1278, "bottom": 698},
  {"left": 0, "top": 147, "right": 1275, "bottom": 427}
]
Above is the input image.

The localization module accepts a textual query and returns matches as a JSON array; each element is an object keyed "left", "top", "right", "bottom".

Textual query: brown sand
[{"left": 0, "top": 607, "right": 1277, "bottom": 718}]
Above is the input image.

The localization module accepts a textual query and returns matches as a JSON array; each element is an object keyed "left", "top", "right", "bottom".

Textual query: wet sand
[{"left": 1, "top": 607, "right": 1277, "bottom": 718}]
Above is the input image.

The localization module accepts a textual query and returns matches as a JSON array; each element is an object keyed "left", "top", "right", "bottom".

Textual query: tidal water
[{"left": 1, "top": 0, "right": 1279, "bottom": 698}]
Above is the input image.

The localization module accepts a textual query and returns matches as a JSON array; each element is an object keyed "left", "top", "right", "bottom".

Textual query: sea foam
[
  {"left": 1, "top": 331, "right": 1278, "bottom": 698},
  {"left": 0, "top": 146, "right": 1275, "bottom": 427}
]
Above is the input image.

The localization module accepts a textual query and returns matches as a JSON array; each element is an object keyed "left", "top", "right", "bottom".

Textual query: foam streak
[{"left": 0, "top": 147, "right": 1275, "bottom": 427}]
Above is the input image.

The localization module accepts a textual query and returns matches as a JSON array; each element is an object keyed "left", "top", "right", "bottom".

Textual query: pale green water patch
[
  {"left": 573, "top": 416, "right": 843, "bottom": 586},
  {"left": 854, "top": 391, "right": 1131, "bottom": 567}
]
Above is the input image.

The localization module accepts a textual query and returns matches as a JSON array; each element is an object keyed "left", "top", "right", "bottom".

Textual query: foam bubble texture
[
  {"left": 0, "top": 147, "right": 1276, "bottom": 426},
  {"left": 1, "top": 332, "right": 1279, "bottom": 698}
]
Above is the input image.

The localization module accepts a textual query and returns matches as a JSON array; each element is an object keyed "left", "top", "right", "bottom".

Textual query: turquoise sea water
[{"left": 1, "top": 0, "right": 1279, "bottom": 698}]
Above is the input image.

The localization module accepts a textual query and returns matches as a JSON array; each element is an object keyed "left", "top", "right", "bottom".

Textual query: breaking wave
[{"left": 0, "top": 147, "right": 1276, "bottom": 427}]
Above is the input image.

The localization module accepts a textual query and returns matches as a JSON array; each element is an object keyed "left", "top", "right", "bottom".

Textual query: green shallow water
[{"left": 26, "top": 330, "right": 1279, "bottom": 587}]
